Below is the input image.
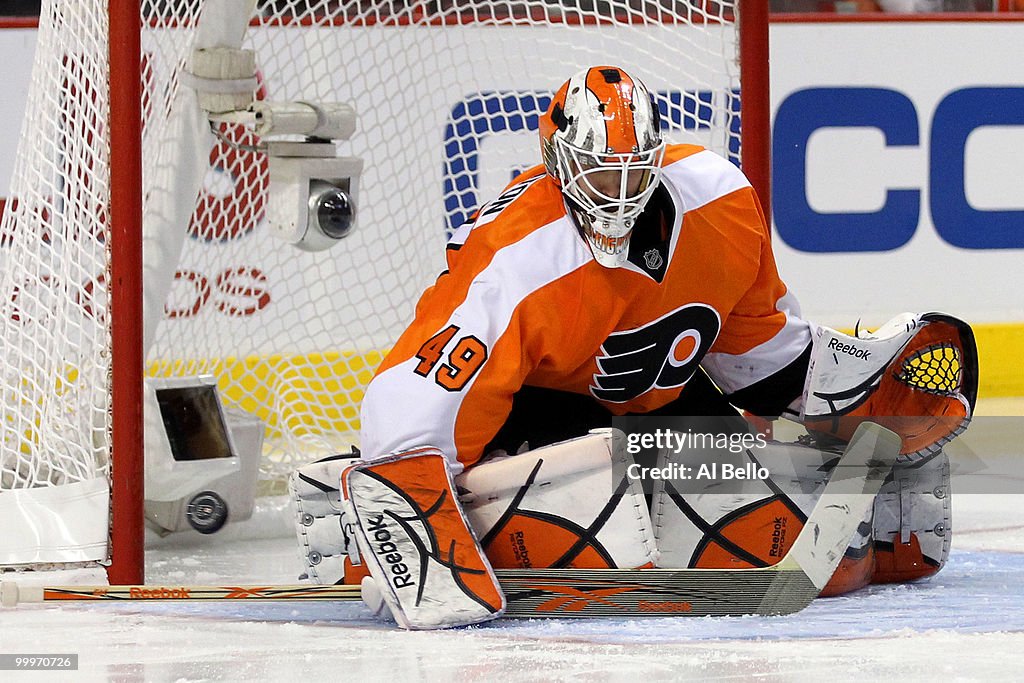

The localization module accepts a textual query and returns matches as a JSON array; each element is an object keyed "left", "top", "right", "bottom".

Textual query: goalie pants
[{"left": 486, "top": 371, "right": 745, "bottom": 456}]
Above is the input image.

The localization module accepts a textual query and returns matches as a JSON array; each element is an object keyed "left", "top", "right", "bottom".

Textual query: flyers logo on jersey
[{"left": 591, "top": 304, "right": 720, "bottom": 402}]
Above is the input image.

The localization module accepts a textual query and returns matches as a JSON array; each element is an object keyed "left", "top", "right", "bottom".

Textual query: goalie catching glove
[{"left": 802, "top": 312, "right": 978, "bottom": 461}]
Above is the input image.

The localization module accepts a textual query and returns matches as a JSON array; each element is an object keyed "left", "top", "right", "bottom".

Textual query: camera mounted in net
[{"left": 188, "top": 46, "right": 364, "bottom": 252}]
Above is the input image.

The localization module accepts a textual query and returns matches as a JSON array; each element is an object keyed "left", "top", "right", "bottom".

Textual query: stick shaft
[
  {"left": 7, "top": 571, "right": 808, "bottom": 617},
  {"left": 2, "top": 583, "right": 359, "bottom": 604}
]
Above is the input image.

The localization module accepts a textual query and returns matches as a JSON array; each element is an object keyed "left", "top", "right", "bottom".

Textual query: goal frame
[
  {"left": 109, "top": 0, "right": 144, "bottom": 585},
  {"left": 100, "top": 0, "right": 771, "bottom": 585}
]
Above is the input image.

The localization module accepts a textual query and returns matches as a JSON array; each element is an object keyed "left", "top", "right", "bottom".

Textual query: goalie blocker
[{"left": 341, "top": 448, "right": 504, "bottom": 630}]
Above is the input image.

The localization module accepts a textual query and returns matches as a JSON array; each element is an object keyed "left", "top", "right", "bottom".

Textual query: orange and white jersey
[{"left": 361, "top": 144, "right": 812, "bottom": 469}]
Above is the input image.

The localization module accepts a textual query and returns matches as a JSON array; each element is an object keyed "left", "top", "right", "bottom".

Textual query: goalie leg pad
[
  {"left": 871, "top": 449, "right": 951, "bottom": 583},
  {"left": 652, "top": 438, "right": 830, "bottom": 570},
  {"left": 343, "top": 448, "right": 504, "bottom": 630},
  {"left": 651, "top": 437, "right": 874, "bottom": 596},
  {"left": 456, "top": 429, "right": 658, "bottom": 570},
  {"left": 818, "top": 504, "right": 875, "bottom": 597}
]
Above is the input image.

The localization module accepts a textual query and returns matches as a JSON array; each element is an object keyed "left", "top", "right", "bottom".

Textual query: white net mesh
[
  {"left": 1, "top": 0, "right": 744, "bottom": 508},
  {"left": 0, "top": 2, "right": 112, "bottom": 491}
]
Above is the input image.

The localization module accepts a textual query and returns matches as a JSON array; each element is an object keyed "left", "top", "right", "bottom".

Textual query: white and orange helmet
[{"left": 539, "top": 66, "right": 665, "bottom": 267}]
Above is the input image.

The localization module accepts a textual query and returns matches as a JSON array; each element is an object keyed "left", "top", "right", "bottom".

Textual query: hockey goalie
[{"left": 290, "top": 66, "right": 978, "bottom": 629}]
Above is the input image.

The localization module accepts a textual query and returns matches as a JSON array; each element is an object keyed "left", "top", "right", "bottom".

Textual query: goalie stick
[{"left": 1, "top": 423, "right": 898, "bottom": 617}]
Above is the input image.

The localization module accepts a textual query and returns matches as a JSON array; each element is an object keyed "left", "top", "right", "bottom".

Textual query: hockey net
[{"left": 0, "top": 0, "right": 765, "bottom": 580}]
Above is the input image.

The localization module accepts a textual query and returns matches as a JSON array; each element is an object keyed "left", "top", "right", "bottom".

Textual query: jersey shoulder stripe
[
  {"left": 662, "top": 147, "right": 751, "bottom": 213},
  {"left": 443, "top": 174, "right": 568, "bottom": 275},
  {"left": 441, "top": 169, "right": 561, "bottom": 281}
]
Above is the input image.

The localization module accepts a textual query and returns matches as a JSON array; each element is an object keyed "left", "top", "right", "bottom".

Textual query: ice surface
[{"left": 3, "top": 406, "right": 1023, "bottom": 682}]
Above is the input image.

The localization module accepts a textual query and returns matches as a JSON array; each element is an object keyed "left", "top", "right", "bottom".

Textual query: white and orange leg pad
[
  {"left": 455, "top": 429, "right": 659, "bottom": 570},
  {"left": 651, "top": 437, "right": 876, "bottom": 596},
  {"left": 871, "top": 450, "right": 951, "bottom": 583},
  {"left": 342, "top": 448, "right": 505, "bottom": 630},
  {"left": 802, "top": 312, "right": 978, "bottom": 462}
]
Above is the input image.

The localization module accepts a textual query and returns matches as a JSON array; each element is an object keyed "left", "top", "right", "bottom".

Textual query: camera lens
[{"left": 312, "top": 184, "right": 355, "bottom": 239}]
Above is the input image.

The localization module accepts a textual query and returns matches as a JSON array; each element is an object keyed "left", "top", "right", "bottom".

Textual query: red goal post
[{"left": 0, "top": 0, "right": 769, "bottom": 586}]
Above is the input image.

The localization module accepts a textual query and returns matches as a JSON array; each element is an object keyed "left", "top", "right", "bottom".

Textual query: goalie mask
[{"left": 539, "top": 66, "right": 665, "bottom": 268}]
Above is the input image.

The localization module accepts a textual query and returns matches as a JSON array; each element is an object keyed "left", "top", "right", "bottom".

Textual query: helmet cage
[
  {"left": 553, "top": 136, "right": 666, "bottom": 266},
  {"left": 556, "top": 138, "right": 665, "bottom": 225}
]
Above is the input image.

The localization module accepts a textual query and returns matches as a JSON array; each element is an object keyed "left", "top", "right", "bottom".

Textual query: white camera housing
[
  {"left": 266, "top": 142, "right": 363, "bottom": 252},
  {"left": 193, "top": 57, "right": 364, "bottom": 252},
  {"left": 143, "top": 376, "right": 264, "bottom": 535}
]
